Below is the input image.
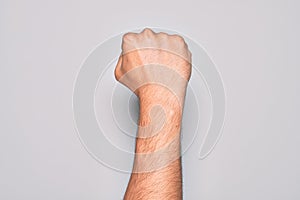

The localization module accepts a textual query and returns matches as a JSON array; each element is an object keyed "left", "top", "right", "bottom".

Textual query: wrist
[
  {"left": 138, "top": 85, "right": 183, "bottom": 129},
  {"left": 138, "top": 84, "right": 186, "bottom": 111},
  {"left": 136, "top": 85, "right": 183, "bottom": 153}
]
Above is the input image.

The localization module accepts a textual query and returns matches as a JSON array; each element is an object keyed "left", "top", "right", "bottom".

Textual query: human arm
[{"left": 114, "top": 28, "right": 191, "bottom": 200}]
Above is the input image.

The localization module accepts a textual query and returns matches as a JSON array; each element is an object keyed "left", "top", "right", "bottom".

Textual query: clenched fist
[{"left": 114, "top": 28, "right": 192, "bottom": 107}]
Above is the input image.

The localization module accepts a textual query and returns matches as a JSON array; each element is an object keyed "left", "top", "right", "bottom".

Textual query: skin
[{"left": 114, "top": 28, "right": 191, "bottom": 200}]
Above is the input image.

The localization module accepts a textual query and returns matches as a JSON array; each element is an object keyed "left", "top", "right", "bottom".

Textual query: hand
[{"left": 114, "top": 28, "right": 192, "bottom": 108}]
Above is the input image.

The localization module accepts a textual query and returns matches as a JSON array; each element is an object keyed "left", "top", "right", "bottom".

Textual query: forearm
[
  {"left": 124, "top": 85, "right": 183, "bottom": 200},
  {"left": 124, "top": 159, "right": 182, "bottom": 200}
]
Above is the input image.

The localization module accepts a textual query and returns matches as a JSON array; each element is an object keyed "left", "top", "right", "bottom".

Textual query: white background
[{"left": 0, "top": 0, "right": 299, "bottom": 199}]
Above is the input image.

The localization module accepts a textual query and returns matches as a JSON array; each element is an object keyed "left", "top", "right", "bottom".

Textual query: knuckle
[
  {"left": 172, "top": 34, "right": 185, "bottom": 44},
  {"left": 122, "top": 33, "right": 136, "bottom": 41},
  {"left": 141, "top": 28, "right": 154, "bottom": 35},
  {"left": 157, "top": 32, "right": 169, "bottom": 39}
]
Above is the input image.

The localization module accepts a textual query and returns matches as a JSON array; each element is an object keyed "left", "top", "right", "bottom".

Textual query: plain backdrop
[{"left": 0, "top": 0, "right": 299, "bottom": 199}]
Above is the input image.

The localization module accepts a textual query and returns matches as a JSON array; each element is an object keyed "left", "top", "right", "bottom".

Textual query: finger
[{"left": 114, "top": 55, "right": 123, "bottom": 80}]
